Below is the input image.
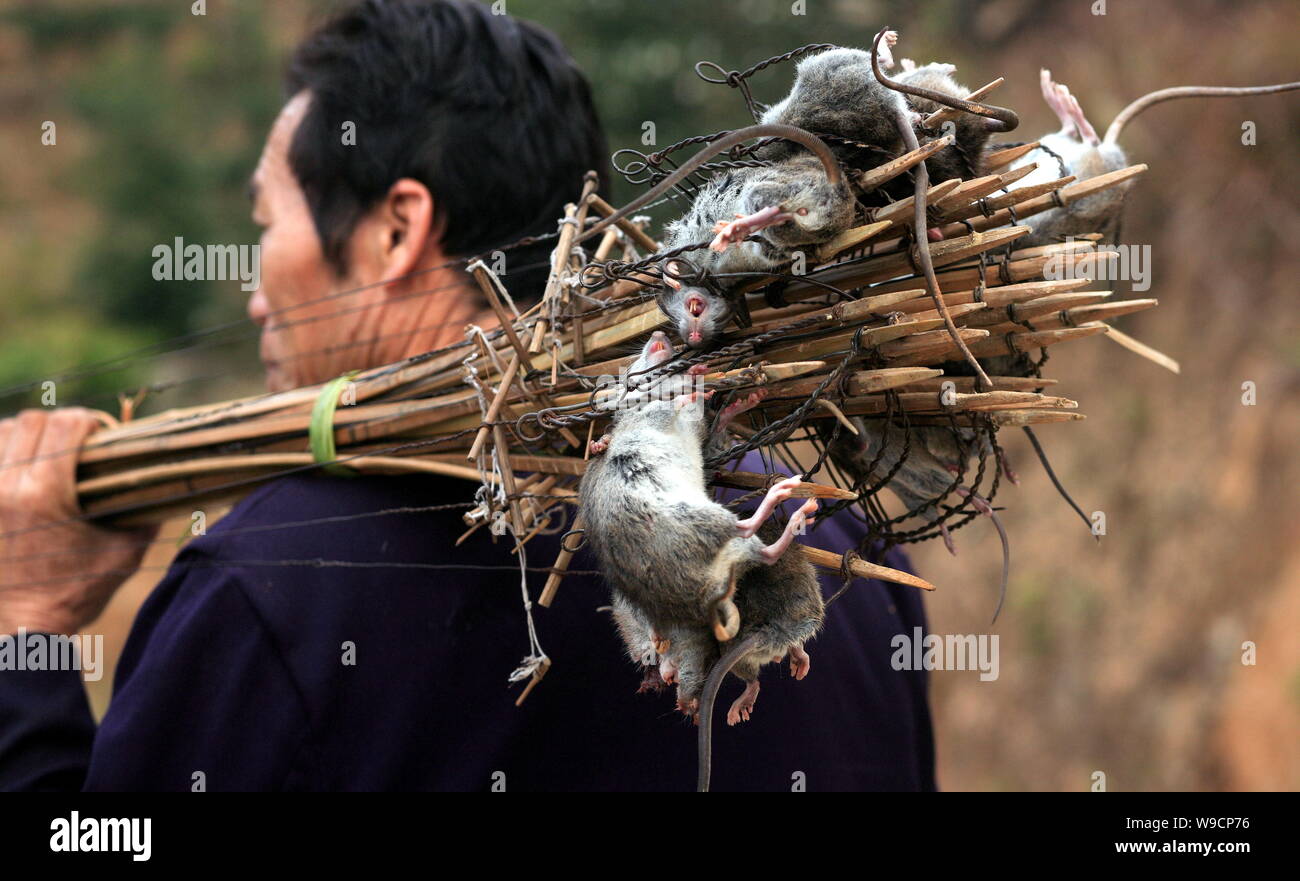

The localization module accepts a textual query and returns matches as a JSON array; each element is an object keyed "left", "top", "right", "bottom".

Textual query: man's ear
[{"left": 373, "top": 177, "right": 442, "bottom": 285}]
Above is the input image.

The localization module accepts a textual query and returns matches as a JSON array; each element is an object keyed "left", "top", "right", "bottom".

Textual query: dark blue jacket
[{"left": 0, "top": 455, "right": 935, "bottom": 791}]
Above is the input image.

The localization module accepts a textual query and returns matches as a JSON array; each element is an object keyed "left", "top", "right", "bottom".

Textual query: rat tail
[
  {"left": 697, "top": 632, "right": 762, "bottom": 792},
  {"left": 1104, "top": 81, "right": 1300, "bottom": 144}
]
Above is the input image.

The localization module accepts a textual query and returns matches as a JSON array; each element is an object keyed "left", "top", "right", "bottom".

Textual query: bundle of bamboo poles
[{"left": 73, "top": 119, "right": 1156, "bottom": 607}]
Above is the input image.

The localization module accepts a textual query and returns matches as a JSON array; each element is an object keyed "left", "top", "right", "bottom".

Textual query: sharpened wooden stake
[
  {"left": 1103, "top": 325, "right": 1180, "bottom": 374},
  {"left": 800, "top": 545, "right": 935, "bottom": 591},
  {"left": 539, "top": 514, "right": 582, "bottom": 607},
  {"left": 924, "top": 77, "right": 1004, "bottom": 128}
]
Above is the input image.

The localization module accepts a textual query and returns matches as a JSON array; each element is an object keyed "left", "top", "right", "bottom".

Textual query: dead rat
[
  {"left": 1004, "top": 70, "right": 1300, "bottom": 247},
  {"left": 758, "top": 36, "right": 1016, "bottom": 193},
  {"left": 577, "top": 122, "right": 850, "bottom": 350},
  {"left": 580, "top": 330, "right": 818, "bottom": 644},
  {"left": 579, "top": 330, "right": 825, "bottom": 790},
  {"left": 656, "top": 152, "right": 858, "bottom": 347}
]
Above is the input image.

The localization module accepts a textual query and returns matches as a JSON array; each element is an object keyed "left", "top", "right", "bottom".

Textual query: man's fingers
[
  {"left": 0, "top": 410, "right": 49, "bottom": 496},
  {"left": 23, "top": 408, "right": 102, "bottom": 514}
]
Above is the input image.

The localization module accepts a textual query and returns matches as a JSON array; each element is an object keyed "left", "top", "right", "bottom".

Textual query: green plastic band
[{"left": 309, "top": 370, "right": 360, "bottom": 476}]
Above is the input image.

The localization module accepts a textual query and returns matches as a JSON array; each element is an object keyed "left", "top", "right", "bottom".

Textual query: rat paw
[
  {"left": 789, "top": 645, "right": 811, "bottom": 680},
  {"left": 726, "top": 680, "right": 761, "bottom": 725},
  {"left": 587, "top": 433, "right": 611, "bottom": 456}
]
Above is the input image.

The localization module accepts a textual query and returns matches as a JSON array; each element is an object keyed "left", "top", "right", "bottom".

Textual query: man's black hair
[{"left": 284, "top": 0, "right": 608, "bottom": 302}]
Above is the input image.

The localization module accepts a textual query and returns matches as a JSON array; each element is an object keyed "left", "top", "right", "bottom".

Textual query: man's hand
[{"left": 0, "top": 409, "right": 155, "bottom": 635}]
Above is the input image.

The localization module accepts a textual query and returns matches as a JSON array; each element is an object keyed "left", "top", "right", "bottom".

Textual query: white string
[{"left": 505, "top": 524, "right": 549, "bottom": 684}]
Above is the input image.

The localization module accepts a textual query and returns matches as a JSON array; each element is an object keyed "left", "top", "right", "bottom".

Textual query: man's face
[{"left": 247, "top": 92, "right": 384, "bottom": 392}]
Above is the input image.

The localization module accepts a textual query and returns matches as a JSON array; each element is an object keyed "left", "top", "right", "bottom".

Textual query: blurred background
[{"left": 1, "top": 0, "right": 1296, "bottom": 789}]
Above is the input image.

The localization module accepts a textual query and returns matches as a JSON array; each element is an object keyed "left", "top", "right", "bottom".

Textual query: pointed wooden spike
[
  {"left": 816, "top": 220, "right": 893, "bottom": 261},
  {"left": 996, "top": 162, "right": 1039, "bottom": 188},
  {"left": 874, "top": 178, "right": 964, "bottom": 226},
  {"left": 817, "top": 399, "right": 860, "bottom": 435},
  {"left": 966, "top": 291, "right": 1112, "bottom": 327},
  {"left": 1103, "top": 324, "right": 1180, "bottom": 374},
  {"left": 1061, "top": 299, "right": 1158, "bottom": 323},
  {"left": 985, "top": 409, "right": 1086, "bottom": 426},
  {"left": 906, "top": 301, "right": 990, "bottom": 324},
  {"left": 587, "top": 193, "right": 661, "bottom": 254},
  {"left": 1058, "top": 164, "right": 1148, "bottom": 204},
  {"left": 760, "top": 360, "right": 828, "bottom": 381},
  {"left": 800, "top": 545, "right": 936, "bottom": 591},
  {"left": 903, "top": 375, "right": 1058, "bottom": 392},
  {"left": 853, "top": 134, "right": 954, "bottom": 192},
  {"left": 924, "top": 77, "right": 1004, "bottom": 128},
  {"left": 833, "top": 289, "right": 929, "bottom": 321},
  {"left": 936, "top": 174, "right": 1008, "bottom": 211},
  {"left": 983, "top": 140, "right": 1040, "bottom": 170},
  {"left": 963, "top": 175, "right": 1076, "bottom": 218}
]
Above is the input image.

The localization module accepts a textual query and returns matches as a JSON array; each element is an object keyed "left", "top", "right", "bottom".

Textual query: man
[{"left": 0, "top": 0, "right": 934, "bottom": 791}]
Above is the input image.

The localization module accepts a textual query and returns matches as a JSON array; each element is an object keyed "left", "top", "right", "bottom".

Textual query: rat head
[
  {"left": 743, "top": 165, "right": 854, "bottom": 251},
  {"left": 656, "top": 257, "right": 733, "bottom": 348},
  {"left": 627, "top": 329, "right": 676, "bottom": 377}
]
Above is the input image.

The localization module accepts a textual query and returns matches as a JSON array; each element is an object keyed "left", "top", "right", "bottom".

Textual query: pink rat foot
[
  {"left": 789, "top": 645, "right": 811, "bottom": 680},
  {"left": 672, "top": 388, "right": 714, "bottom": 412},
  {"left": 1040, "top": 69, "right": 1100, "bottom": 145},
  {"left": 710, "top": 205, "right": 793, "bottom": 251},
  {"left": 758, "top": 498, "right": 817, "bottom": 564},
  {"left": 587, "top": 433, "right": 612, "bottom": 456},
  {"left": 876, "top": 29, "right": 898, "bottom": 70},
  {"left": 736, "top": 473, "right": 803, "bottom": 538},
  {"left": 726, "top": 680, "right": 761, "bottom": 726},
  {"left": 677, "top": 696, "right": 700, "bottom": 723},
  {"left": 714, "top": 387, "right": 768, "bottom": 435}
]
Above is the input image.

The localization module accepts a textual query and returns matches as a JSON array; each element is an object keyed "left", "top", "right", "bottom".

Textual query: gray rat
[
  {"left": 580, "top": 329, "right": 819, "bottom": 644},
  {"left": 1005, "top": 70, "right": 1300, "bottom": 247},
  {"left": 579, "top": 330, "right": 825, "bottom": 790},
  {"left": 572, "top": 121, "right": 850, "bottom": 350},
  {"left": 658, "top": 154, "right": 855, "bottom": 261},
  {"left": 758, "top": 36, "right": 1017, "bottom": 197},
  {"left": 656, "top": 152, "right": 857, "bottom": 347},
  {"left": 757, "top": 36, "right": 911, "bottom": 164}
]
